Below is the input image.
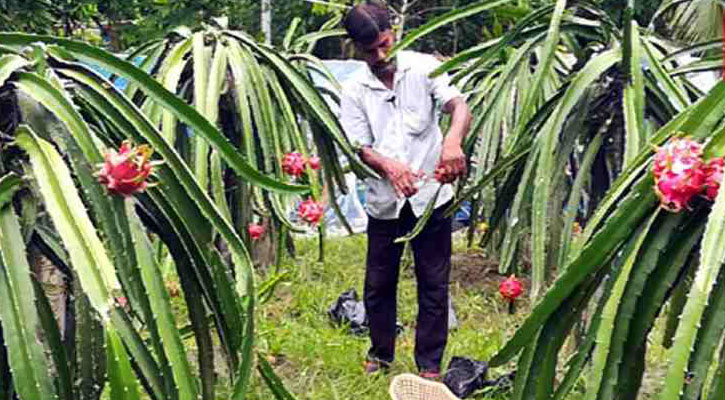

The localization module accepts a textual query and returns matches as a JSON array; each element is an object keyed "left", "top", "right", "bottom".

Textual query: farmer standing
[{"left": 339, "top": 2, "right": 472, "bottom": 378}]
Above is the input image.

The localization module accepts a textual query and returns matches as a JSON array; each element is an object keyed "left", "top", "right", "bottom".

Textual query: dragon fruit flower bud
[
  {"left": 652, "top": 137, "right": 706, "bottom": 212},
  {"left": 98, "top": 141, "right": 156, "bottom": 197},
  {"left": 247, "top": 223, "right": 265, "bottom": 240},
  {"left": 282, "top": 152, "right": 306, "bottom": 177},
  {"left": 307, "top": 155, "right": 321, "bottom": 170},
  {"left": 298, "top": 198, "right": 324, "bottom": 225},
  {"left": 499, "top": 275, "right": 523, "bottom": 301},
  {"left": 704, "top": 157, "right": 724, "bottom": 201},
  {"left": 572, "top": 222, "right": 582, "bottom": 235}
]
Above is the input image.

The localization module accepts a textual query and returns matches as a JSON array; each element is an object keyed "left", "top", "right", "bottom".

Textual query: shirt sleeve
[
  {"left": 340, "top": 86, "right": 373, "bottom": 149},
  {"left": 428, "top": 58, "right": 462, "bottom": 108}
]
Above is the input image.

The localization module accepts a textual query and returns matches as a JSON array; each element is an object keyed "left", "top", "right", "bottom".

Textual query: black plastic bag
[
  {"left": 443, "top": 356, "right": 489, "bottom": 398},
  {"left": 327, "top": 289, "right": 404, "bottom": 336},
  {"left": 327, "top": 289, "right": 369, "bottom": 335}
]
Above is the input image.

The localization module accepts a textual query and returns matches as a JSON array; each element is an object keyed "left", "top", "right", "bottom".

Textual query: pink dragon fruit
[
  {"left": 307, "top": 155, "right": 321, "bottom": 170},
  {"left": 282, "top": 152, "right": 306, "bottom": 177},
  {"left": 247, "top": 223, "right": 265, "bottom": 240},
  {"left": 499, "top": 275, "right": 523, "bottom": 301},
  {"left": 499, "top": 275, "right": 524, "bottom": 314},
  {"left": 98, "top": 141, "right": 156, "bottom": 197},
  {"left": 704, "top": 157, "right": 724, "bottom": 201},
  {"left": 298, "top": 198, "right": 324, "bottom": 225},
  {"left": 652, "top": 137, "right": 707, "bottom": 212}
]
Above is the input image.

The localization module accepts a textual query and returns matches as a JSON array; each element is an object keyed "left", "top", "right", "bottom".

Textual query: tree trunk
[{"left": 261, "top": 0, "right": 272, "bottom": 44}]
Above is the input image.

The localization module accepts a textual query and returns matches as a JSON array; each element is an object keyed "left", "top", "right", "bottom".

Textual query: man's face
[{"left": 357, "top": 30, "right": 396, "bottom": 76}]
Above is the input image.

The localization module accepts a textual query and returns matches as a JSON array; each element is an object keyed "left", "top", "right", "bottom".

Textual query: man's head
[{"left": 343, "top": 2, "right": 396, "bottom": 76}]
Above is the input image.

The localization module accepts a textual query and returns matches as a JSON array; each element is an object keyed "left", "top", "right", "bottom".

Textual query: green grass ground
[
  {"left": 244, "top": 232, "right": 530, "bottom": 400},
  {"left": 167, "top": 231, "right": 671, "bottom": 400}
]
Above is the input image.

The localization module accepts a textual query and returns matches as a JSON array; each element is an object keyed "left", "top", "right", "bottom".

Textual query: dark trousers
[{"left": 364, "top": 201, "right": 452, "bottom": 372}]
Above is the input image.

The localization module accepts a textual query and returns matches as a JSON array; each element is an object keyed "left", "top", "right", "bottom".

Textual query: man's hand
[
  {"left": 382, "top": 158, "right": 425, "bottom": 198},
  {"left": 435, "top": 138, "right": 466, "bottom": 184},
  {"left": 436, "top": 97, "right": 471, "bottom": 184},
  {"left": 358, "top": 146, "right": 424, "bottom": 198}
]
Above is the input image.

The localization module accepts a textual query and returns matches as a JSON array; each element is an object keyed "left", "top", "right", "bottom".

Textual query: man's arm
[
  {"left": 435, "top": 97, "right": 472, "bottom": 183},
  {"left": 359, "top": 146, "right": 424, "bottom": 199},
  {"left": 340, "top": 86, "right": 423, "bottom": 199}
]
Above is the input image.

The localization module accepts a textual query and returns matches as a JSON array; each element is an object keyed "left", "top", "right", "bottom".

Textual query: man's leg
[
  {"left": 364, "top": 212, "right": 406, "bottom": 366},
  {"left": 411, "top": 203, "right": 452, "bottom": 373}
]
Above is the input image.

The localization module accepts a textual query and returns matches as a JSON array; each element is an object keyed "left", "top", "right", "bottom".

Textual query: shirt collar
[{"left": 359, "top": 52, "right": 412, "bottom": 91}]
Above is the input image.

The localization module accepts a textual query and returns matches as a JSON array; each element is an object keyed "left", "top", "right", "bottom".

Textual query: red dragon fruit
[
  {"left": 307, "top": 155, "right": 321, "bottom": 170},
  {"left": 704, "top": 157, "right": 724, "bottom": 201},
  {"left": 499, "top": 275, "right": 523, "bottom": 301},
  {"left": 98, "top": 141, "right": 156, "bottom": 197},
  {"left": 298, "top": 198, "right": 324, "bottom": 225},
  {"left": 247, "top": 223, "right": 265, "bottom": 240},
  {"left": 652, "top": 138, "right": 707, "bottom": 212},
  {"left": 282, "top": 152, "right": 306, "bottom": 177},
  {"left": 499, "top": 275, "right": 524, "bottom": 314}
]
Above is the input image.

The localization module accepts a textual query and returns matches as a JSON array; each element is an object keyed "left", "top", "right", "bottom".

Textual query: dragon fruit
[
  {"left": 282, "top": 152, "right": 306, "bottom": 177},
  {"left": 499, "top": 275, "right": 523, "bottom": 314},
  {"left": 307, "top": 155, "right": 321, "bottom": 170},
  {"left": 499, "top": 275, "right": 523, "bottom": 301},
  {"left": 704, "top": 157, "right": 724, "bottom": 201},
  {"left": 247, "top": 223, "right": 265, "bottom": 240},
  {"left": 98, "top": 141, "right": 156, "bottom": 197},
  {"left": 298, "top": 198, "right": 324, "bottom": 225},
  {"left": 652, "top": 137, "right": 707, "bottom": 212}
]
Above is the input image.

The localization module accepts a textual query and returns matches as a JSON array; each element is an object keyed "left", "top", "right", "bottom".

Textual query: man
[{"left": 339, "top": 1, "right": 472, "bottom": 378}]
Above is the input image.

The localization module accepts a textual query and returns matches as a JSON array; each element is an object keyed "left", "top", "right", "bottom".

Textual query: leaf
[
  {"left": 585, "top": 212, "right": 659, "bottom": 400},
  {"left": 622, "top": 20, "right": 645, "bottom": 168},
  {"left": 0, "top": 54, "right": 29, "bottom": 86},
  {"left": 517, "top": 0, "right": 568, "bottom": 126},
  {"left": 394, "top": 187, "right": 441, "bottom": 244},
  {"left": 683, "top": 267, "right": 725, "bottom": 400},
  {"left": 105, "top": 326, "right": 141, "bottom": 400},
  {"left": 15, "top": 125, "right": 119, "bottom": 318},
  {"left": 709, "top": 355, "right": 725, "bottom": 400},
  {"left": 74, "top": 287, "right": 107, "bottom": 400},
  {"left": 444, "top": 144, "right": 531, "bottom": 216},
  {"left": 290, "top": 29, "right": 346, "bottom": 53},
  {"left": 661, "top": 171, "right": 725, "bottom": 399},
  {"left": 127, "top": 201, "right": 199, "bottom": 400},
  {"left": 558, "top": 133, "right": 602, "bottom": 269},
  {"left": 641, "top": 38, "right": 689, "bottom": 112},
  {"left": 0, "top": 173, "right": 22, "bottom": 210},
  {"left": 257, "top": 355, "right": 297, "bottom": 400},
  {"left": 387, "top": 0, "right": 514, "bottom": 59},
  {"left": 32, "top": 280, "right": 73, "bottom": 400},
  {"left": 282, "top": 17, "right": 302, "bottom": 51},
  {"left": 159, "top": 37, "right": 193, "bottom": 144},
  {"left": 530, "top": 48, "right": 621, "bottom": 298},
  {"left": 0, "top": 206, "right": 56, "bottom": 400}
]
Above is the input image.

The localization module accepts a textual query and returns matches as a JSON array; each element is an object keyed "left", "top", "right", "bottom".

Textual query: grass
[
  {"left": 243, "top": 231, "right": 530, "bottom": 400},
  {"left": 162, "top": 230, "right": 672, "bottom": 400}
]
